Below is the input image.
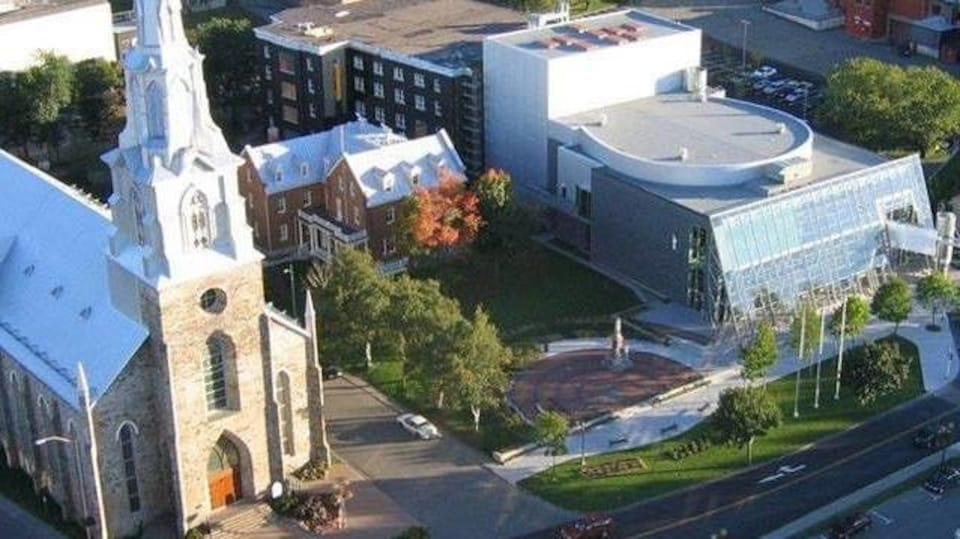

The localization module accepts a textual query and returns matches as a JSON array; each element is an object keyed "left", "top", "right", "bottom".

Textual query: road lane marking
[
  {"left": 758, "top": 473, "right": 785, "bottom": 484},
  {"left": 869, "top": 510, "right": 893, "bottom": 525},
  {"left": 626, "top": 403, "right": 960, "bottom": 538},
  {"left": 779, "top": 464, "right": 807, "bottom": 474}
]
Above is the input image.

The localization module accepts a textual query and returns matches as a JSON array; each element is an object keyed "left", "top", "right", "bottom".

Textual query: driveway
[{"left": 323, "top": 376, "right": 575, "bottom": 539}]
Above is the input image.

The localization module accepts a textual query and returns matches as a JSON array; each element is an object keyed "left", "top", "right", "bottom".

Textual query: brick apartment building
[
  {"left": 238, "top": 120, "right": 465, "bottom": 270},
  {"left": 844, "top": 0, "right": 960, "bottom": 61},
  {"left": 253, "top": 0, "right": 531, "bottom": 177}
]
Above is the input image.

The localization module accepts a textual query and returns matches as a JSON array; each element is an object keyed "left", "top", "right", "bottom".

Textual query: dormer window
[
  {"left": 381, "top": 172, "right": 395, "bottom": 192},
  {"left": 23, "top": 264, "right": 34, "bottom": 276},
  {"left": 300, "top": 162, "right": 309, "bottom": 178},
  {"left": 51, "top": 286, "right": 63, "bottom": 298}
]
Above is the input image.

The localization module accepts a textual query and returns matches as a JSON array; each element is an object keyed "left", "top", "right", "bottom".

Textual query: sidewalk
[{"left": 488, "top": 309, "right": 957, "bottom": 484}]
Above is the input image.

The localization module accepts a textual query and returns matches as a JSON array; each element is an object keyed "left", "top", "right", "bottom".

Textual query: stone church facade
[{"left": 0, "top": 0, "right": 329, "bottom": 536}]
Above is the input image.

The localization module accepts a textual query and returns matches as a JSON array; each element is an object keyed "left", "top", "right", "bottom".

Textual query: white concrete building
[
  {"left": 483, "top": 10, "right": 701, "bottom": 196},
  {"left": 0, "top": 0, "right": 115, "bottom": 71}
]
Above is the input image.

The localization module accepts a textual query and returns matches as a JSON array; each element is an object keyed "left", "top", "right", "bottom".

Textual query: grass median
[{"left": 521, "top": 336, "right": 923, "bottom": 512}]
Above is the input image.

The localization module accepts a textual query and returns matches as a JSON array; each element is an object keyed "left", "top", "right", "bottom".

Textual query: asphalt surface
[
  {"left": 519, "top": 381, "right": 960, "bottom": 539},
  {"left": 0, "top": 494, "right": 66, "bottom": 539},
  {"left": 323, "top": 376, "right": 575, "bottom": 539},
  {"left": 848, "top": 480, "right": 960, "bottom": 539}
]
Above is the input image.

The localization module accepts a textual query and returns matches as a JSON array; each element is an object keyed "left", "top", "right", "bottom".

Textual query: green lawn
[
  {"left": 411, "top": 243, "right": 639, "bottom": 338},
  {"left": 367, "top": 360, "right": 533, "bottom": 452},
  {"left": 521, "top": 336, "right": 924, "bottom": 512}
]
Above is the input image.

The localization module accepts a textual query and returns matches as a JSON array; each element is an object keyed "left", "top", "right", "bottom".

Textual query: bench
[
  {"left": 660, "top": 423, "right": 679, "bottom": 436},
  {"left": 608, "top": 437, "right": 629, "bottom": 447}
]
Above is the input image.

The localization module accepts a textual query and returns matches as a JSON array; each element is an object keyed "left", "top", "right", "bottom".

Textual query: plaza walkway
[{"left": 489, "top": 309, "right": 957, "bottom": 484}]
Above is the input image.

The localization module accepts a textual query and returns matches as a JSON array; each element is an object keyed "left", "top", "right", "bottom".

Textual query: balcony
[{"left": 297, "top": 209, "right": 368, "bottom": 263}]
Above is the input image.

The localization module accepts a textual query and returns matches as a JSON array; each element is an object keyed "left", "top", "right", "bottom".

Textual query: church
[{"left": 0, "top": 0, "right": 329, "bottom": 536}]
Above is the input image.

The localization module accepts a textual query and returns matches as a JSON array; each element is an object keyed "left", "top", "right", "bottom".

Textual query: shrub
[{"left": 292, "top": 459, "right": 328, "bottom": 481}]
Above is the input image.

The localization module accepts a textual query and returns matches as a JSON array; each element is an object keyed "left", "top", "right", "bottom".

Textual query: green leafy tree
[
  {"left": 73, "top": 58, "right": 124, "bottom": 141},
  {"left": 534, "top": 411, "right": 569, "bottom": 477},
  {"left": 830, "top": 295, "right": 870, "bottom": 340},
  {"left": 819, "top": 58, "right": 960, "bottom": 157},
  {"left": 740, "top": 320, "right": 778, "bottom": 384},
  {"left": 20, "top": 52, "right": 74, "bottom": 154},
  {"left": 450, "top": 307, "right": 509, "bottom": 431},
  {"left": 0, "top": 72, "right": 33, "bottom": 155},
  {"left": 843, "top": 340, "right": 913, "bottom": 405},
  {"left": 472, "top": 169, "right": 538, "bottom": 278},
  {"left": 714, "top": 386, "right": 782, "bottom": 465},
  {"left": 916, "top": 272, "right": 958, "bottom": 326},
  {"left": 789, "top": 304, "right": 822, "bottom": 360},
  {"left": 871, "top": 277, "right": 913, "bottom": 333},
  {"left": 313, "top": 249, "right": 390, "bottom": 370},
  {"left": 188, "top": 16, "right": 260, "bottom": 134}
]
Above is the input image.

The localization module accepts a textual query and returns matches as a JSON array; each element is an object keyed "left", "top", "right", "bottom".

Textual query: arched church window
[
  {"left": 118, "top": 423, "right": 141, "bottom": 512},
  {"left": 203, "top": 335, "right": 238, "bottom": 411},
  {"left": 186, "top": 190, "right": 211, "bottom": 250},
  {"left": 277, "top": 372, "right": 294, "bottom": 456},
  {"left": 146, "top": 83, "right": 165, "bottom": 140}
]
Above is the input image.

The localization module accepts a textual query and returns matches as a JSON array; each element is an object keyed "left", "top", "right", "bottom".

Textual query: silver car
[{"left": 397, "top": 413, "right": 441, "bottom": 440}]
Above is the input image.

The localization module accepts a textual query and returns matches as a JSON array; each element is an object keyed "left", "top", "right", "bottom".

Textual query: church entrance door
[{"left": 208, "top": 437, "right": 242, "bottom": 509}]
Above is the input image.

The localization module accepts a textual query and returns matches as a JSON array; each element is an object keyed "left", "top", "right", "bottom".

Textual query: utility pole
[
  {"left": 834, "top": 298, "right": 848, "bottom": 400},
  {"left": 740, "top": 19, "right": 751, "bottom": 71},
  {"left": 284, "top": 263, "right": 297, "bottom": 320},
  {"left": 814, "top": 308, "right": 825, "bottom": 409},
  {"left": 794, "top": 304, "right": 806, "bottom": 418}
]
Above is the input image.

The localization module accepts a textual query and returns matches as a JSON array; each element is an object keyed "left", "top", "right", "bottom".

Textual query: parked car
[
  {"left": 396, "top": 413, "right": 441, "bottom": 440},
  {"left": 923, "top": 466, "right": 960, "bottom": 495},
  {"left": 829, "top": 512, "right": 872, "bottom": 538},
  {"left": 750, "top": 65, "right": 778, "bottom": 79},
  {"left": 556, "top": 514, "right": 615, "bottom": 539},
  {"left": 914, "top": 422, "right": 955, "bottom": 449},
  {"left": 762, "top": 80, "right": 789, "bottom": 96},
  {"left": 322, "top": 366, "right": 343, "bottom": 380}
]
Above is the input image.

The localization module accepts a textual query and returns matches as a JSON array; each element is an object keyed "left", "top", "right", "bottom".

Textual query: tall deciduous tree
[
  {"left": 472, "top": 168, "right": 538, "bottom": 277},
  {"left": 916, "top": 272, "right": 958, "bottom": 326},
  {"left": 73, "top": 58, "right": 125, "bottom": 141},
  {"left": 20, "top": 52, "right": 74, "bottom": 154},
  {"left": 450, "top": 308, "right": 509, "bottom": 431},
  {"left": 819, "top": 58, "right": 960, "bottom": 157},
  {"left": 188, "top": 16, "right": 260, "bottom": 134},
  {"left": 0, "top": 72, "right": 32, "bottom": 155},
  {"left": 871, "top": 277, "right": 913, "bottom": 333},
  {"left": 406, "top": 171, "right": 482, "bottom": 252},
  {"left": 830, "top": 295, "right": 870, "bottom": 340},
  {"left": 714, "top": 386, "right": 782, "bottom": 465},
  {"left": 534, "top": 411, "right": 569, "bottom": 477},
  {"left": 843, "top": 340, "right": 913, "bottom": 405},
  {"left": 740, "top": 320, "right": 778, "bottom": 384}
]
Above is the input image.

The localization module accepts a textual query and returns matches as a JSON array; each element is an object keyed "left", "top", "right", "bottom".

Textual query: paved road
[
  {"left": 0, "top": 494, "right": 67, "bottom": 539},
  {"left": 324, "top": 376, "right": 575, "bottom": 539},
  {"left": 847, "top": 481, "right": 960, "bottom": 539},
  {"left": 519, "top": 381, "right": 960, "bottom": 539}
]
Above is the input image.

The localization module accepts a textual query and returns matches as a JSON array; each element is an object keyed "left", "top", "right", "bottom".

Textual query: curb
[{"left": 762, "top": 442, "right": 960, "bottom": 539}]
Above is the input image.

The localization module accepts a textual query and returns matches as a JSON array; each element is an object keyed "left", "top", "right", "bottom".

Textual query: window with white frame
[
  {"left": 306, "top": 57, "right": 314, "bottom": 72},
  {"left": 373, "top": 82, "right": 384, "bottom": 98},
  {"left": 277, "top": 196, "right": 287, "bottom": 214},
  {"left": 395, "top": 113, "right": 406, "bottom": 130},
  {"left": 394, "top": 88, "right": 405, "bottom": 105},
  {"left": 386, "top": 206, "right": 396, "bottom": 224},
  {"left": 278, "top": 51, "right": 295, "bottom": 75},
  {"left": 266, "top": 90, "right": 273, "bottom": 105},
  {"left": 373, "top": 61, "right": 383, "bottom": 75},
  {"left": 354, "top": 76, "right": 365, "bottom": 93},
  {"left": 382, "top": 236, "right": 396, "bottom": 255},
  {"left": 308, "top": 103, "right": 317, "bottom": 118},
  {"left": 307, "top": 79, "right": 315, "bottom": 94},
  {"left": 414, "top": 95, "right": 425, "bottom": 111},
  {"left": 263, "top": 45, "right": 270, "bottom": 58},
  {"left": 374, "top": 106, "right": 384, "bottom": 123},
  {"left": 393, "top": 66, "right": 404, "bottom": 82},
  {"left": 434, "top": 101, "right": 442, "bottom": 117},
  {"left": 264, "top": 65, "right": 272, "bottom": 80},
  {"left": 433, "top": 78, "right": 441, "bottom": 93},
  {"left": 354, "top": 206, "right": 361, "bottom": 227},
  {"left": 300, "top": 162, "right": 309, "bottom": 177},
  {"left": 303, "top": 190, "right": 312, "bottom": 207},
  {"left": 356, "top": 101, "right": 367, "bottom": 117},
  {"left": 414, "top": 72, "right": 425, "bottom": 88},
  {"left": 279, "top": 224, "right": 289, "bottom": 242},
  {"left": 353, "top": 56, "right": 364, "bottom": 70}
]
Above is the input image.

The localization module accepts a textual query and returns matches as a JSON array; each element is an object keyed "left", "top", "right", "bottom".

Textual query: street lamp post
[
  {"left": 283, "top": 263, "right": 297, "bottom": 320},
  {"left": 740, "top": 19, "right": 751, "bottom": 71},
  {"left": 579, "top": 420, "right": 586, "bottom": 471},
  {"left": 35, "top": 436, "right": 89, "bottom": 539}
]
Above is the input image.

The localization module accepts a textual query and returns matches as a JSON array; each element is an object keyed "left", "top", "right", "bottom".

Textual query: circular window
[{"left": 199, "top": 288, "right": 227, "bottom": 314}]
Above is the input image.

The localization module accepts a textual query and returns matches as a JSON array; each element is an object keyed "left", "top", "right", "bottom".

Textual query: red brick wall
[
  {"left": 845, "top": 0, "right": 890, "bottom": 38},
  {"left": 366, "top": 201, "right": 405, "bottom": 261},
  {"left": 323, "top": 161, "right": 368, "bottom": 232},
  {"left": 889, "top": 0, "right": 928, "bottom": 19}
]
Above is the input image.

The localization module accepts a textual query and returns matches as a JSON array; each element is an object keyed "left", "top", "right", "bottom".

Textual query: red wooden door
[{"left": 209, "top": 468, "right": 240, "bottom": 509}]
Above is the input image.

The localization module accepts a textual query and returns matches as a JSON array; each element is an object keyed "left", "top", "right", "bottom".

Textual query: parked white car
[
  {"left": 397, "top": 413, "right": 441, "bottom": 440},
  {"left": 750, "top": 65, "right": 777, "bottom": 79}
]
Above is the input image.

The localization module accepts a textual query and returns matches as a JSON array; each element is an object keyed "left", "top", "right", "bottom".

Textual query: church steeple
[{"left": 102, "top": 0, "right": 260, "bottom": 297}]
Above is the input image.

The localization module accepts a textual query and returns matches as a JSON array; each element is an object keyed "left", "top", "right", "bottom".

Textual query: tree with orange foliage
[{"left": 406, "top": 170, "right": 483, "bottom": 252}]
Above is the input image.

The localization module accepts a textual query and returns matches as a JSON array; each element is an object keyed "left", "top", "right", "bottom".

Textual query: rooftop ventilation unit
[
  {"left": 305, "top": 25, "right": 335, "bottom": 39},
  {"left": 765, "top": 157, "right": 811, "bottom": 185}
]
